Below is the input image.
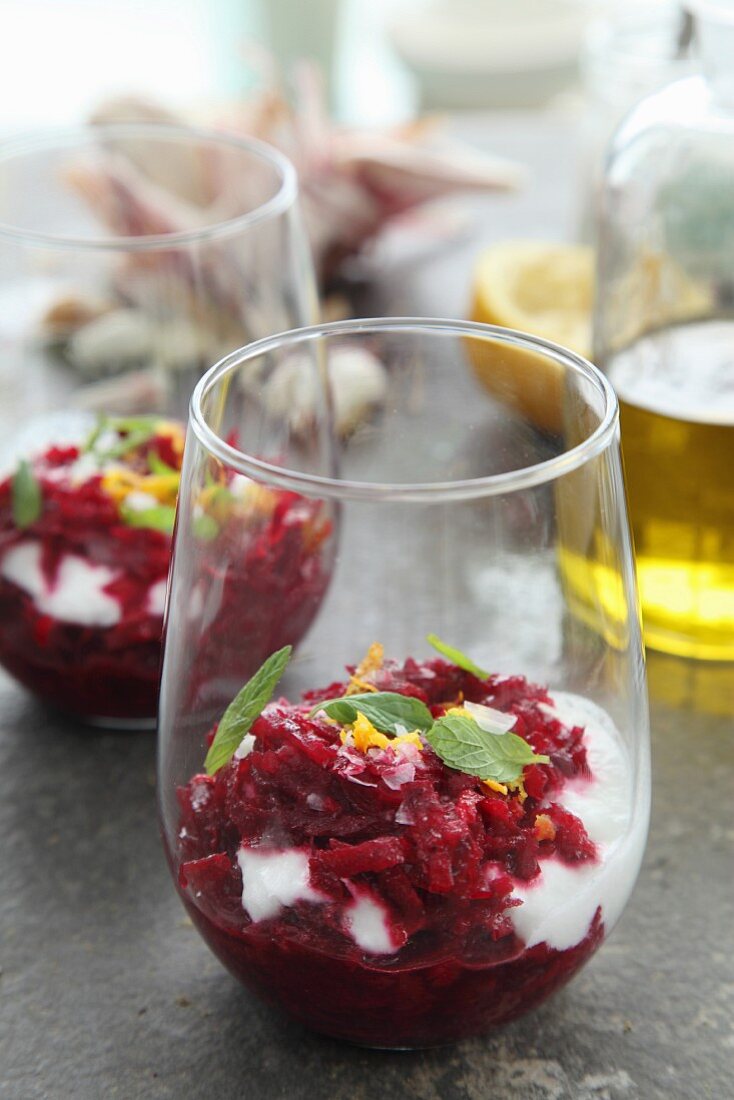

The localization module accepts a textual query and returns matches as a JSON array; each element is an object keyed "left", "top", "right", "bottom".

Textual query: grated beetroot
[
  {"left": 0, "top": 441, "right": 334, "bottom": 723},
  {"left": 0, "top": 442, "right": 171, "bottom": 721},
  {"left": 182, "top": 490, "right": 335, "bottom": 704},
  {"left": 174, "top": 657, "right": 604, "bottom": 1046}
]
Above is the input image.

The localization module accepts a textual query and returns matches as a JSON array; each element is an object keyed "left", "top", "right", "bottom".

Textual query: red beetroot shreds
[
  {"left": 0, "top": 452, "right": 171, "bottom": 720},
  {"left": 176, "top": 658, "right": 598, "bottom": 970},
  {"left": 0, "top": 440, "right": 334, "bottom": 721},
  {"left": 547, "top": 804, "right": 598, "bottom": 863},
  {"left": 317, "top": 836, "right": 407, "bottom": 876},
  {"left": 183, "top": 497, "right": 334, "bottom": 705},
  {"left": 179, "top": 853, "right": 244, "bottom": 926}
]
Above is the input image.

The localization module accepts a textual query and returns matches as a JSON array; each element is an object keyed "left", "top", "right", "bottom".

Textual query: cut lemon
[
  {"left": 468, "top": 241, "right": 594, "bottom": 432},
  {"left": 470, "top": 240, "right": 594, "bottom": 356}
]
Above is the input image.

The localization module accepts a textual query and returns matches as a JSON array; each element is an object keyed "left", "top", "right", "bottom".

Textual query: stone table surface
[{"left": 2, "top": 112, "right": 734, "bottom": 1100}]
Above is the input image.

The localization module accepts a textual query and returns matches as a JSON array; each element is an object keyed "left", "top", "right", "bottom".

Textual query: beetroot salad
[
  {"left": 180, "top": 475, "right": 334, "bottom": 710},
  {"left": 0, "top": 419, "right": 332, "bottom": 724},
  {"left": 175, "top": 639, "right": 639, "bottom": 1046}
]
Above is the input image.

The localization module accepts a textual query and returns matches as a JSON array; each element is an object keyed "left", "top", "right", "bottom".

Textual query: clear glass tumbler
[
  {"left": 0, "top": 123, "right": 316, "bottom": 725},
  {"left": 0, "top": 121, "right": 316, "bottom": 438},
  {"left": 158, "top": 318, "right": 650, "bottom": 1047}
]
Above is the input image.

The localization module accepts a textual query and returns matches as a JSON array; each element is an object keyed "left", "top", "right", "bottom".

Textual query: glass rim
[
  {"left": 190, "top": 317, "right": 620, "bottom": 503},
  {"left": 0, "top": 121, "right": 299, "bottom": 252}
]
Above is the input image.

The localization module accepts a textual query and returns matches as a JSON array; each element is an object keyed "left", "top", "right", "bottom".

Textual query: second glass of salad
[{"left": 0, "top": 123, "right": 319, "bottom": 726}]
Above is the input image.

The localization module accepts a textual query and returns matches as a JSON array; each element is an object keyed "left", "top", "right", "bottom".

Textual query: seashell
[
  {"left": 86, "top": 71, "right": 523, "bottom": 285},
  {"left": 40, "top": 292, "right": 115, "bottom": 339},
  {"left": 261, "top": 346, "right": 388, "bottom": 438},
  {"left": 67, "top": 308, "right": 154, "bottom": 377},
  {"left": 88, "top": 97, "right": 214, "bottom": 207},
  {"left": 73, "top": 368, "right": 169, "bottom": 415},
  {"left": 151, "top": 317, "right": 232, "bottom": 374}
]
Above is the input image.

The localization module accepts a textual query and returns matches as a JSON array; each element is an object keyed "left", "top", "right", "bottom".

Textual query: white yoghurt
[
  {"left": 229, "top": 474, "right": 256, "bottom": 499},
  {"left": 1, "top": 541, "right": 121, "bottom": 628},
  {"left": 344, "top": 891, "right": 397, "bottom": 955},
  {"left": 510, "top": 693, "right": 649, "bottom": 951},
  {"left": 123, "top": 490, "right": 160, "bottom": 512},
  {"left": 146, "top": 578, "right": 168, "bottom": 618},
  {"left": 237, "top": 846, "right": 323, "bottom": 923},
  {"left": 68, "top": 451, "right": 104, "bottom": 485}
]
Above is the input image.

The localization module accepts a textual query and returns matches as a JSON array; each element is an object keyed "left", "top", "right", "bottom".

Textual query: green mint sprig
[
  {"left": 427, "top": 634, "right": 490, "bottom": 680},
  {"left": 84, "top": 415, "right": 160, "bottom": 462},
  {"left": 204, "top": 645, "right": 292, "bottom": 775},
  {"left": 11, "top": 460, "right": 43, "bottom": 528},
  {"left": 209, "top": 641, "right": 549, "bottom": 789},
  {"left": 311, "top": 692, "right": 434, "bottom": 735},
  {"left": 425, "top": 714, "right": 549, "bottom": 785},
  {"left": 192, "top": 513, "right": 219, "bottom": 540},
  {"left": 119, "top": 502, "right": 177, "bottom": 535},
  {"left": 147, "top": 451, "right": 179, "bottom": 477}
]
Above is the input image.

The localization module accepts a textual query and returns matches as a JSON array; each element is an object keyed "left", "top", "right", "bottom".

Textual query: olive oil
[{"left": 608, "top": 321, "right": 734, "bottom": 660}]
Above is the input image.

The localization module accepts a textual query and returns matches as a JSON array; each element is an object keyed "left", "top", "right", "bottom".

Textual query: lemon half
[
  {"left": 468, "top": 241, "right": 594, "bottom": 432},
  {"left": 471, "top": 240, "right": 594, "bottom": 355}
]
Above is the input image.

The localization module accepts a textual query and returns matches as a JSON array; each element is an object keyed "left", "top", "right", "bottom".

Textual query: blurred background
[
  {"left": 0, "top": 0, "right": 708, "bottom": 397},
  {"left": 0, "top": 0, "right": 698, "bottom": 130},
  {"left": 0, "top": 0, "right": 701, "bottom": 303},
  {"left": 0, "top": 0, "right": 703, "bottom": 279}
]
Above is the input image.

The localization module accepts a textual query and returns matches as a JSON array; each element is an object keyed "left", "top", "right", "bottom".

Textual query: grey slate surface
[
  {"left": 2, "top": 113, "right": 733, "bottom": 1099},
  {"left": 2, "top": 661, "right": 733, "bottom": 1100}
]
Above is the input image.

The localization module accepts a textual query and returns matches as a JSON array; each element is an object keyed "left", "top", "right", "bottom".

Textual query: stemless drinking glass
[
  {"left": 0, "top": 123, "right": 316, "bottom": 726},
  {"left": 0, "top": 122, "right": 316, "bottom": 435},
  {"left": 159, "top": 319, "right": 650, "bottom": 1048}
]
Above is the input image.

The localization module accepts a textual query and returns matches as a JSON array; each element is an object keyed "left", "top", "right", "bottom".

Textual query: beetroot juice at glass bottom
[{"left": 174, "top": 651, "right": 645, "bottom": 1047}]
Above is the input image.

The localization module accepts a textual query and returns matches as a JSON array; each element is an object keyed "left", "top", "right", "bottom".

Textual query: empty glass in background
[
  {"left": 0, "top": 122, "right": 316, "bottom": 726},
  {"left": 0, "top": 122, "right": 317, "bottom": 453},
  {"left": 157, "top": 318, "right": 650, "bottom": 1047},
  {"left": 595, "top": 0, "right": 734, "bottom": 663}
]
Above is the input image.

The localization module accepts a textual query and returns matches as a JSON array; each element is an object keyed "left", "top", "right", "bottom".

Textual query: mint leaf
[
  {"left": 312, "top": 692, "right": 433, "bottom": 735},
  {"left": 192, "top": 513, "right": 219, "bottom": 540},
  {"left": 148, "top": 451, "right": 179, "bottom": 477},
  {"left": 427, "top": 634, "right": 490, "bottom": 680},
  {"left": 208, "top": 484, "right": 235, "bottom": 508},
  {"left": 120, "top": 502, "right": 177, "bottom": 534},
  {"left": 105, "top": 425, "right": 158, "bottom": 460},
  {"left": 425, "top": 714, "right": 549, "bottom": 783},
  {"left": 83, "top": 416, "right": 109, "bottom": 454},
  {"left": 85, "top": 415, "right": 159, "bottom": 461},
  {"left": 107, "top": 415, "right": 161, "bottom": 435},
  {"left": 11, "top": 460, "right": 42, "bottom": 528},
  {"left": 205, "top": 645, "right": 292, "bottom": 774}
]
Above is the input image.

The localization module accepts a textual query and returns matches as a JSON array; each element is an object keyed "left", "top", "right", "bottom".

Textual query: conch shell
[{"left": 85, "top": 62, "right": 523, "bottom": 283}]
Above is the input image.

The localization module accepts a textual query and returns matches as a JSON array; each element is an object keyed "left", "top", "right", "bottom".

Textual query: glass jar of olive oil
[{"left": 595, "top": 1, "right": 734, "bottom": 661}]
